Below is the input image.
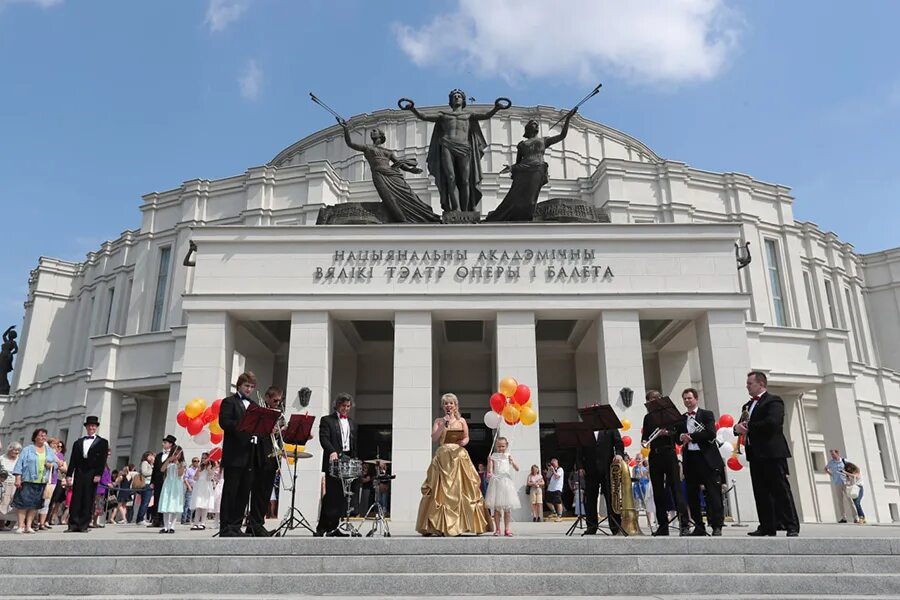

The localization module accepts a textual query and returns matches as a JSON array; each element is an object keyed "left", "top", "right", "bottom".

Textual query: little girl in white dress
[{"left": 485, "top": 436, "right": 520, "bottom": 536}]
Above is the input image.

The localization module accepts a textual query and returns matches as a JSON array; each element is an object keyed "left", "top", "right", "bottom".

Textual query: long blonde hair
[{"left": 441, "top": 393, "right": 461, "bottom": 419}]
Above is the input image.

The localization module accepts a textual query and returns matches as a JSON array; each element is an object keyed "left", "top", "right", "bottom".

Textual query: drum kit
[{"left": 327, "top": 457, "right": 394, "bottom": 538}]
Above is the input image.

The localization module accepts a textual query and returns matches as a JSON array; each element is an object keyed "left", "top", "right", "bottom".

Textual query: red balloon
[
  {"left": 489, "top": 392, "right": 507, "bottom": 414},
  {"left": 622, "top": 435, "right": 633, "bottom": 447},
  {"left": 187, "top": 416, "right": 204, "bottom": 436},
  {"left": 176, "top": 410, "right": 189, "bottom": 428},
  {"left": 512, "top": 384, "right": 531, "bottom": 406},
  {"left": 719, "top": 414, "right": 735, "bottom": 429},
  {"left": 675, "top": 444, "right": 682, "bottom": 455},
  {"left": 714, "top": 420, "right": 720, "bottom": 430},
  {"left": 727, "top": 456, "right": 743, "bottom": 471},
  {"left": 208, "top": 447, "right": 222, "bottom": 462},
  {"left": 629, "top": 459, "right": 637, "bottom": 467},
  {"left": 202, "top": 407, "right": 215, "bottom": 424},
  {"left": 211, "top": 398, "right": 223, "bottom": 417},
  {"left": 210, "top": 432, "right": 224, "bottom": 445}
]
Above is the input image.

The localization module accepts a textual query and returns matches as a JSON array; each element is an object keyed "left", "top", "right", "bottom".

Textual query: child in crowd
[
  {"left": 190, "top": 455, "right": 215, "bottom": 530},
  {"left": 157, "top": 445, "right": 185, "bottom": 533},
  {"left": 485, "top": 436, "right": 520, "bottom": 536}
]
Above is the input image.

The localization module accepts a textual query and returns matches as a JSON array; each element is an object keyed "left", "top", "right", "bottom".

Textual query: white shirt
[
  {"left": 160, "top": 451, "right": 169, "bottom": 464},
  {"left": 338, "top": 414, "right": 350, "bottom": 452},
  {"left": 82, "top": 436, "right": 95, "bottom": 458},
  {"left": 548, "top": 467, "right": 564, "bottom": 492},
  {"left": 685, "top": 413, "right": 701, "bottom": 451}
]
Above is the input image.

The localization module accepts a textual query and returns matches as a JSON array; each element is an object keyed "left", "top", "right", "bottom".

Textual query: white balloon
[
  {"left": 718, "top": 427, "right": 737, "bottom": 445},
  {"left": 719, "top": 441, "right": 734, "bottom": 460},
  {"left": 483, "top": 410, "right": 502, "bottom": 429},
  {"left": 192, "top": 430, "right": 211, "bottom": 445}
]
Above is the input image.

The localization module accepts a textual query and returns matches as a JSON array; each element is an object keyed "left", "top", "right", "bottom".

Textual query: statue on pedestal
[
  {"left": 0, "top": 326, "right": 18, "bottom": 395},
  {"left": 485, "top": 108, "right": 578, "bottom": 222},
  {"left": 399, "top": 90, "right": 511, "bottom": 214},
  {"left": 336, "top": 119, "right": 440, "bottom": 223}
]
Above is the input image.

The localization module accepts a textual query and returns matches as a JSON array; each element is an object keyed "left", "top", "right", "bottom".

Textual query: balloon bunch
[
  {"left": 482, "top": 377, "right": 536, "bottom": 429},
  {"left": 175, "top": 397, "right": 225, "bottom": 446},
  {"left": 713, "top": 413, "right": 744, "bottom": 471}
]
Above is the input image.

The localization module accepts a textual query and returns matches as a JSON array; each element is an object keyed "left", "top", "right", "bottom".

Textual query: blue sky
[{"left": 1, "top": 0, "right": 898, "bottom": 332}]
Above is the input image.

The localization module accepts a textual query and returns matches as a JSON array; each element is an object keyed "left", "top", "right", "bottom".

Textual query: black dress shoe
[
  {"left": 246, "top": 526, "right": 272, "bottom": 537},
  {"left": 679, "top": 527, "right": 691, "bottom": 537},
  {"left": 712, "top": 527, "right": 723, "bottom": 536},
  {"left": 691, "top": 528, "right": 708, "bottom": 536},
  {"left": 326, "top": 529, "right": 348, "bottom": 537},
  {"left": 313, "top": 531, "right": 325, "bottom": 537},
  {"left": 652, "top": 528, "right": 670, "bottom": 536},
  {"left": 786, "top": 530, "right": 799, "bottom": 537},
  {"left": 747, "top": 529, "right": 776, "bottom": 536},
  {"left": 582, "top": 527, "right": 598, "bottom": 536}
]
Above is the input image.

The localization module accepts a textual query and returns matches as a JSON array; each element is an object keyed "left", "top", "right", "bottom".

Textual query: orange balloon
[
  {"left": 620, "top": 419, "right": 631, "bottom": 432},
  {"left": 502, "top": 403, "right": 520, "bottom": 425},
  {"left": 184, "top": 397, "right": 206, "bottom": 419},
  {"left": 640, "top": 447, "right": 650, "bottom": 458},
  {"left": 519, "top": 405, "right": 537, "bottom": 426},
  {"left": 498, "top": 377, "right": 518, "bottom": 398}
]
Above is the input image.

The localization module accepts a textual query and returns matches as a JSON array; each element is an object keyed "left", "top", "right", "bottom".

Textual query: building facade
[{"left": 3, "top": 105, "right": 900, "bottom": 524}]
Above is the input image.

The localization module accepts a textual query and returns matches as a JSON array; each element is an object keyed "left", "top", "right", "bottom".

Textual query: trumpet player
[
  {"left": 641, "top": 390, "right": 690, "bottom": 536},
  {"left": 246, "top": 385, "right": 284, "bottom": 537},
  {"left": 674, "top": 388, "right": 725, "bottom": 536}
]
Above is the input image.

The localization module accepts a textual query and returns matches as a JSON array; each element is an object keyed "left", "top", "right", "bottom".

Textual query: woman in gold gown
[{"left": 416, "top": 393, "right": 493, "bottom": 536}]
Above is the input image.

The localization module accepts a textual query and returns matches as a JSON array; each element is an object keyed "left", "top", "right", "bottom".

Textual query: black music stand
[
  {"left": 645, "top": 396, "right": 683, "bottom": 430},
  {"left": 273, "top": 414, "right": 316, "bottom": 537},
  {"left": 576, "top": 404, "right": 625, "bottom": 536},
  {"left": 557, "top": 423, "right": 601, "bottom": 536},
  {"left": 236, "top": 403, "right": 281, "bottom": 436}
]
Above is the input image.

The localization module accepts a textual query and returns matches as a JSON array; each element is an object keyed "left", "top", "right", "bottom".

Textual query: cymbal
[
  {"left": 363, "top": 459, "right": 391, "bottom": 465},
  {"left": 289, "top": 451, "right": 313, "bottom": 459}
]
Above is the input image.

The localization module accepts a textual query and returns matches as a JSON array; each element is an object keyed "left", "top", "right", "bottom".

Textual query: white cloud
[
  {"left": 204, "top": 0, "right": 248, "bottom": 33},
  {"left": 238, "top": 59, "right": 263, "bottom": 101},
  {"left": 0, "top": 0, "right": 64, "bottom": 8},
  {"left": 394, "top": 0, "right": 740, "bottom": 85}
]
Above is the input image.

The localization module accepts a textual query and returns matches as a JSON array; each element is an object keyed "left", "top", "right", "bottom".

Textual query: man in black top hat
[
  {"left": 65, "top": 416, "right": 109, "bottom": 532},
  {"left": 146, "top": 434, "right": 177, "bottom": 528}
]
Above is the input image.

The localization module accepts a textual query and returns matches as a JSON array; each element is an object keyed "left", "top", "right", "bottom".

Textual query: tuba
[{"left": 610, "top": 459, "right": 643, "bottom": 536}]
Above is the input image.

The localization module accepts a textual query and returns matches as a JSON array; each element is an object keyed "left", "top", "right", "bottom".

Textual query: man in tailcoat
[
  {"left": 315, "top": 393, "right": 357, "bottom": 537},
  {"left": 65, "top": 416, "right": 109, "bottom": 532}
]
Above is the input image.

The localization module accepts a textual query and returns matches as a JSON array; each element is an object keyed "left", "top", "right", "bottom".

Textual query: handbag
[
  {"left": 848, "top": 484, "right": 861, "bottom": 500},
  {"left": 42, "top": 465, "right": 56, "bottom": 500},
  {"left": 131, "top": 474, "right": 146, "bottom": 490}
]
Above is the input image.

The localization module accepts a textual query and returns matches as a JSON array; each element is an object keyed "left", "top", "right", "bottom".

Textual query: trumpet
[
  {"left": 642, "top": 427, "right": 667, "bottom": 448},
  {"left": 255, "top": 391, "right": 295, "bottom": 492},
  {"left": 685, "top": 415, "right": 724, "bottom": 448}
]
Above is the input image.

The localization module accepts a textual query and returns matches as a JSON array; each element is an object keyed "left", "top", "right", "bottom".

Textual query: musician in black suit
[
  {"left": 246, "top": 385, "right": 283, "bottom": 537},
  {"left": 641, "top": 390, "right": 690, "bottom": 536},
  {"left": 735, "top": 371, "right": 800, "bottom": 537},
  {"left": 674, "top": 388, "right": 725, "bottom": 536},
  {"left": 582, "top": 416, "right": 625, "bottom": 535},
  {"left": 146, "top": 434, "right": 176, "bottom": 528},
  {"left": 65, "top": 416, "right": 109, "bottom": 532},
  {"left": 218, "top": 371, "right": 263, "bottom": 538},
  {"left": 315, "top": 392, "right": 357, "bottom": 537}
]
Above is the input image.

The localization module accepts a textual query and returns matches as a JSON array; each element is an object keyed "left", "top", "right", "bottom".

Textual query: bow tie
[
  {"left": 687, "top": 411, "right": 696, "bottom": 417},
  {"left": 751, "top": 396, "right": 760, "bottom": 402},
  {"left": 86, "top": 436, "right": 95, "bottom": 440},
  {"left": 339, "top": 415, "right": 348, "bottom": 420}
]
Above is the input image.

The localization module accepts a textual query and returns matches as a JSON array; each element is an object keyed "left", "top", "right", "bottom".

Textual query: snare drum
[{"left": 329, "top": 457, "right": 363, "bottom": 480}]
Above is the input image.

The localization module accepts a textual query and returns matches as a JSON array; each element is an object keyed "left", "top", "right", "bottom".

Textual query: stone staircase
[{"left": 5, "top": 536, "right": 900, "bottom": 597}]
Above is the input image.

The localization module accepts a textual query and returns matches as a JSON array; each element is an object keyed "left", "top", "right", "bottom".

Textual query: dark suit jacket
[
  {"left": 582, "top": 428, "right": 624, "bottom": 480},
  {"left": 319, "top": 413, "right": 357, "bottom": 472},
  {"left": 641, "top": 412, "right": 678, "bottom": 454},
  {"left": 151, "top": 451, "right": 165, "bottom": 490},
  {"left": 674, "top": 408, "right": 725, "bottom": 471},
  {"left": 739, "top": 392, "right": 792, "bottom": 461},
  {"left": 219, "top": 392, "right": 259, "bottom": 469},
  {"left": 67, "top": 436, "right": 109, "bottom": 480}
]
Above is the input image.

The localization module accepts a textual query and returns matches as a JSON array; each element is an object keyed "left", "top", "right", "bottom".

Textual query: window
[
  {"left": 890, "top": 504, "right": 899, "bottom": 523},
  {"left": 150, "top": 246, "right": 172, "bottom": 331},
  {"left": 765, "top": 239, "right": 788, "bottom": 326},
  {"left": 810, "top": 451, "right": 826, "bottom": 472},
  {"left": 874, "top": 423, "right": 895, "bottom": 482},
  {"left": 802, "top": 271, "right": 817, "bottom": 329},
  {"left": 104, "top": 287, "right": 116, "bottom": 334},
  {"left": 845, "top": 288, "right": 864, "bottom": 361},
  {"left": 824, "top": 279, "right": 838, "bottom": 327}
]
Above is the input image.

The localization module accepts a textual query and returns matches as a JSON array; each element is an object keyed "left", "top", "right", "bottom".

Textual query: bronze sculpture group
[{"left": 320, "top": 88, "right": 588, "bottom": 224}]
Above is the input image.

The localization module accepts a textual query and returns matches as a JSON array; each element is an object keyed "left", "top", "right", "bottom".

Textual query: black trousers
[
  {"left": 316, "top": 474, "right": 346, "bottom": 534},
  {"left": 221, "top": 465, "right": 255, "bottom": 532},
  {"left": 68, "top": 472, "right": 97, "bottom": 531},
  {"left": 749, "top": 456, "right": 800, "bottom": 534},
  {"left": 648, "top": 449, "right": 689, "bottom": 530},
  {"left": 149, "top": 480, "right": 163, "bottom": 525},
  {"left": 682, "top": 451, "right": 724, "bottom": 529},
  {"left": 248, "top": 464, "right": 277, "bottom": 530},
  {"left": 584, "top": 470, "right": 620, "bottom": 534}
]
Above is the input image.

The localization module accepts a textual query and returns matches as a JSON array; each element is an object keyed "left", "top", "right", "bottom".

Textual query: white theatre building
[{"left": 3, "top": 105, "right": 900, "bottom": 525}]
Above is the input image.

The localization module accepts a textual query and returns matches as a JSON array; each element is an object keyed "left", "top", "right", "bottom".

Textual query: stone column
[
  {"left": 658, "top": 350, "right": 692, "bottom": 398},
  {"left": 596, "top": 310, "right": 645, "bottom": 454},
  {"left": 282, "top": 311, "right": 332, "bottom": 524},
  {"left": 390, "top": 312, "right": 433, "bottom": 523},
  {"left": 694, "top": 310, "right": 755, "bottom": 521},
  {"left": 176, "top": 311, "right": 234, "bottom": 459},
  {"left": 495, "top": 311, "right": 541, "bottom": 522}
]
